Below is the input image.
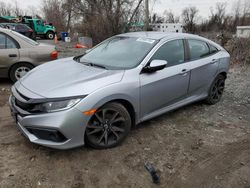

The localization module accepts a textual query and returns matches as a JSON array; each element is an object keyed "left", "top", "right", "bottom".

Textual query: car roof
[{"left": 118, "top": 31, "right": 202, "bottom": 40}]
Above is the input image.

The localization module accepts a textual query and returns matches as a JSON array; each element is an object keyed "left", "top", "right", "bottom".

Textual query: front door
[{"left": 140, "top": 39, "right": 190, "bottom": 119}]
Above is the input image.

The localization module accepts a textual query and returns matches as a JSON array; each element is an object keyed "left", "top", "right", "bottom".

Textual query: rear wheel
[
  {"left": 85, "top": 102, "right": 131, "bottom": 149},
  {"left": 46, "top": 31, "right": 55, "bottom": 40},
  {"left": 9, "top": 63, "right": 34, "bottom": 82},
  {"left": 205, "top": 74, "right": 226, "bottom": 105}
]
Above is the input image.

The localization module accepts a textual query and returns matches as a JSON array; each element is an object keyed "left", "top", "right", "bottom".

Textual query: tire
[
  {"left": 46, "top": 31, "right": 55, "bottom": 40},
  {"left": 85, "top": 102, "right": 131, "bottom": 149},
  {"left": 205, "top": 74, "right": 226, "bottom": 105},
  {"left": 9, "top": 63, "right": 34, "bottom": 82}
]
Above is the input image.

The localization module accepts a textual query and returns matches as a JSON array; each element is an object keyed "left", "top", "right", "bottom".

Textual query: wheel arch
[
  {"left": 8, "top": 61, "right": 35, "bottom": 78},
  {"left": 90, "top": 96, "right": 138, "bottom": 127},
  {"left": 218, "top": 71, "right": 227, "bottom": 79},
  {"left": 108, "top": 99, "right": 136, "bottom": 127}
]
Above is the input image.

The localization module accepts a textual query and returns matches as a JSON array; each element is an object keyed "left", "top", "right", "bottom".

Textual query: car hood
[{"left": 16, "top": 57, "right": 124, "bottom": 98}]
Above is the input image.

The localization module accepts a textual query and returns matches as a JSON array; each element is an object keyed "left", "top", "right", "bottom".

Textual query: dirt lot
[{"left": 0, "top": 42, "right": 250, "bottom": 188}]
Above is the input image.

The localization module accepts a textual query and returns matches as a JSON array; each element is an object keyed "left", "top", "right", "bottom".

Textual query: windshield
[
  {"left": 11, "top": 30, "right": 39, "bottom": 46},
  {"left": 80, "top": 36, "right": 158, "bottom": 69}
]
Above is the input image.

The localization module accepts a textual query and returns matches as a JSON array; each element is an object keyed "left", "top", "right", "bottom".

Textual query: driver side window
[{"left": 150, "top": 39, "right": 185, "bottom": 67}]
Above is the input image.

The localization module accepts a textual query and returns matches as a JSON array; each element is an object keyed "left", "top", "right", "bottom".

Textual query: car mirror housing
[{"left": 142, "top": 60, "right": 167, "bottom": 73}]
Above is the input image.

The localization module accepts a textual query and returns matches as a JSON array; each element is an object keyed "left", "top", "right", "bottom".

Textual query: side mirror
[{"left": 142, "top": 60, "right": 167, "bottom": 73}]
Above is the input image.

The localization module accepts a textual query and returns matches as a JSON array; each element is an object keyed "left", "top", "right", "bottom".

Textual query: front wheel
[
  {"left": 85, "top": 102, "right": 131, "bottom": 149},
  {"left": 205, "top": 74, "right": 226, "bottom": 105},
  {"left": 46, "top": 31, "right": 55, "bottom": 40}
]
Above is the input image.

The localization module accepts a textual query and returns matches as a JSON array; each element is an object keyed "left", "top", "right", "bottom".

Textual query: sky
[
  {"left": 3, "top": 0, "right": 235, "bottom": 19},
  {"left": 152, "top": 0, "right": 235, "bottom": 18}
]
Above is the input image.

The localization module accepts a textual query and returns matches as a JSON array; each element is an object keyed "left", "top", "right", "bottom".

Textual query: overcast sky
[
  {"left": 3, "top": 0, "right": 235, "bottom": 19},
  {"left": 153, "top": 0, "right": 234, "bottom": 18}
]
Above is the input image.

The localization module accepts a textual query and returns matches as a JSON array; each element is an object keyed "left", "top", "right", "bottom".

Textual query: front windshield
[
  {"left": 11, "top": 30, "right": 39, "bottom": 46},
  {"left": 80, "top": 36, "right": 158, "bottom": 69}
]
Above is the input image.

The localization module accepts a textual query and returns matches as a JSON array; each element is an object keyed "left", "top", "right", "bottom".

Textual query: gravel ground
[{"left": 0, "top": 42, "right": 250, "bottom": 188}]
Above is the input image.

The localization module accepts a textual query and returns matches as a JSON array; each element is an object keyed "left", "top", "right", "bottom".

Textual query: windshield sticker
[{"left": 136, "top": 38, "right": 155, "bottom": 44}]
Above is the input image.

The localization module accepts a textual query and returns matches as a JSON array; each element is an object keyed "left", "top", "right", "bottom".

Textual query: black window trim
[
  {"left": 0, "top": 32, "right": 20, "bottom": 49},
  {"left": 208, "top": 43, "right": 219, "bottom": 55},
  {"left": 185, "top": 38, "right": 218, "bottom": 62}
]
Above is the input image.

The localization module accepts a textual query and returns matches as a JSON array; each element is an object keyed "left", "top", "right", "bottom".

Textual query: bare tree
[
  {"left": 0, "top": 1, "right": 13, "bottom": 16},
  {"left": 163, "top": 10, "right": 179, "bottom": 23},
  {"left": 62, "top": 0, "right": 77, "bottom": 32},
  {"left": 42, "top": 0, "right": 66, "bottom": 33},
  {"left": 13, "top": 1, "right": 23, "bottom": 16},
  {"left": 182, "top": 6, "right": 199, "bottom": 33}
]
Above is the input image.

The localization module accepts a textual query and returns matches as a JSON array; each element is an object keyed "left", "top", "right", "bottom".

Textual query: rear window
[
  {"left": 11, "top": 30, "right": 38, "bottom": 46},
  {"left": 16, "top": 25, "right": 29, "bottom": 30}
]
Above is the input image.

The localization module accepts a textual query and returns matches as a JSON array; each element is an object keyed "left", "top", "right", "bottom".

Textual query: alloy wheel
[
  {"left": 211, "top": 77, "right": 225, "bottom": 101},
  {"left": 86, "top": 105, "right": 130, "bottom": 148}
]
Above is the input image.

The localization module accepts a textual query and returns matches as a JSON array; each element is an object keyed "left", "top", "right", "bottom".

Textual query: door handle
[
  {"left": 9, "top": 54, "right": 17, "bottom": 57},
  {"left": 210, "top": 59, "right": 218, "bottom": 64},
  {"left": 179, "top": 69, "right": 189, "bottom": 75}
]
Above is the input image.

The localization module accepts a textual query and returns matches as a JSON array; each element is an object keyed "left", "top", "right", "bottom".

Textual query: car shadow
[
  {"left": 135, "top": 100, "right": 206, "bottom": 130},
  {"left": 0, "top": 78, "right": 13, "bottom": 86}
]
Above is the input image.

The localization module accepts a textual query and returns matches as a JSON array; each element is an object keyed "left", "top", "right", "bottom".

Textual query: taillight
[
  {"left": 28, "top": 29, "right": 33, "bottom": 32},
  {"left": 50, "top": 51, "right": 58, "bottom": 59}
]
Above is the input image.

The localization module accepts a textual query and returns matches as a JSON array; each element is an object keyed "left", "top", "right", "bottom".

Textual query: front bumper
[{"left": 9, "top": 95, "right": 88, "bottom": 149}]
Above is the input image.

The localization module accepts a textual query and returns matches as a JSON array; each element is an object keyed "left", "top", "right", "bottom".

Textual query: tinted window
[
  {"left": 0, "top": 34, "right": 5, "bottom": 49},
  {"left": 151, "top": 39, "right": 185, "bottom": 67},
  {"left": 188, "top": 39, "right": 210, "bottom": 60},
  {"left": 16, "top": 25, "right": 25, "bottom": 30}
]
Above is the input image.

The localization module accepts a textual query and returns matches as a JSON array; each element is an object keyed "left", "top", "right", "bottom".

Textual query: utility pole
[{"left": 144, "top": 0, "right": 149, "bottom": 31}]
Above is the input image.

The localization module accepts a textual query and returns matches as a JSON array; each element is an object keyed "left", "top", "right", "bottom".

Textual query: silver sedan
[
  {"left": 0, "top": 28, "right": 57, "bottom": 82},
  {"left": 9, "top": 32, "right": 230, "bottom": 149}
]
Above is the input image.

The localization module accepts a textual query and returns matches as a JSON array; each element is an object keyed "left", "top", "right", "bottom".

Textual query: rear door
[
  {"left": 186, "top": 39, "right": 220, "bottom": 96},
  {"left": 0, "top": 32, "right": 20, "bottom": 77}
]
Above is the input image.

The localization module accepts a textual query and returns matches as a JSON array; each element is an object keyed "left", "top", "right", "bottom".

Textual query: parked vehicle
[
  {"left": 0, "top": 16, "right": 56, "bottom": 40},
  {"left": 0, "top": 23, "right": 35, "bottom": 39},
  {"left": 0, "top": 28, "right": 57, "bottom": 82},
  {"left": 9, "top": 32, "right": 230, "bottom": 149}
]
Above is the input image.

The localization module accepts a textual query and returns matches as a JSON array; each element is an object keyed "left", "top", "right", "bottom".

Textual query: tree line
[{"left": 0, "top": 0, "right": 250, "bottom": 42}]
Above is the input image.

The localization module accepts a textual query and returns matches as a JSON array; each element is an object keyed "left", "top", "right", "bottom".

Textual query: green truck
[{"left": 0, "top": 16, "right": 56, "bottom": 40}]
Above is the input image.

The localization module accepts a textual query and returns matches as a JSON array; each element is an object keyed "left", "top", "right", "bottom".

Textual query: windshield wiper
[{"left": 82, "top": 62, "right": 107, "bottom": 69}]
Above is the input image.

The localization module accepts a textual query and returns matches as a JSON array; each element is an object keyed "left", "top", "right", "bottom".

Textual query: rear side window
[
  {"left": 188, "top": 39, "right": 210, "bottom": 60},
  {"left": 0, "top": 33, "right": 18, "bottom": 49},
  {"left": 151, "top": 39, "right": 185, "bottom": 67},
  {"left": 209, "top": 44, "right": 218, "bottom": 54}
]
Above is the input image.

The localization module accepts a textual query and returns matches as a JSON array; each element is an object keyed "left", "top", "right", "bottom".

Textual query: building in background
[
  {"left": 150, "top": 23, "right": 183, "bottom": 33},
  {"left": 236, "top": 26, "right": 250, "bottom": 38}
]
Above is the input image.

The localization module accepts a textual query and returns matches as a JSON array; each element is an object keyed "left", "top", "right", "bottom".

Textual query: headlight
[{"left": 34, "top": 98, "right": 81, "bottom": 113}]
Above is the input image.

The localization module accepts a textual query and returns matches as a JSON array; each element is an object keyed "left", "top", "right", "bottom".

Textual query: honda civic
[{"left": 9, "top": 32, "right": 230, "bottom": 149}]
